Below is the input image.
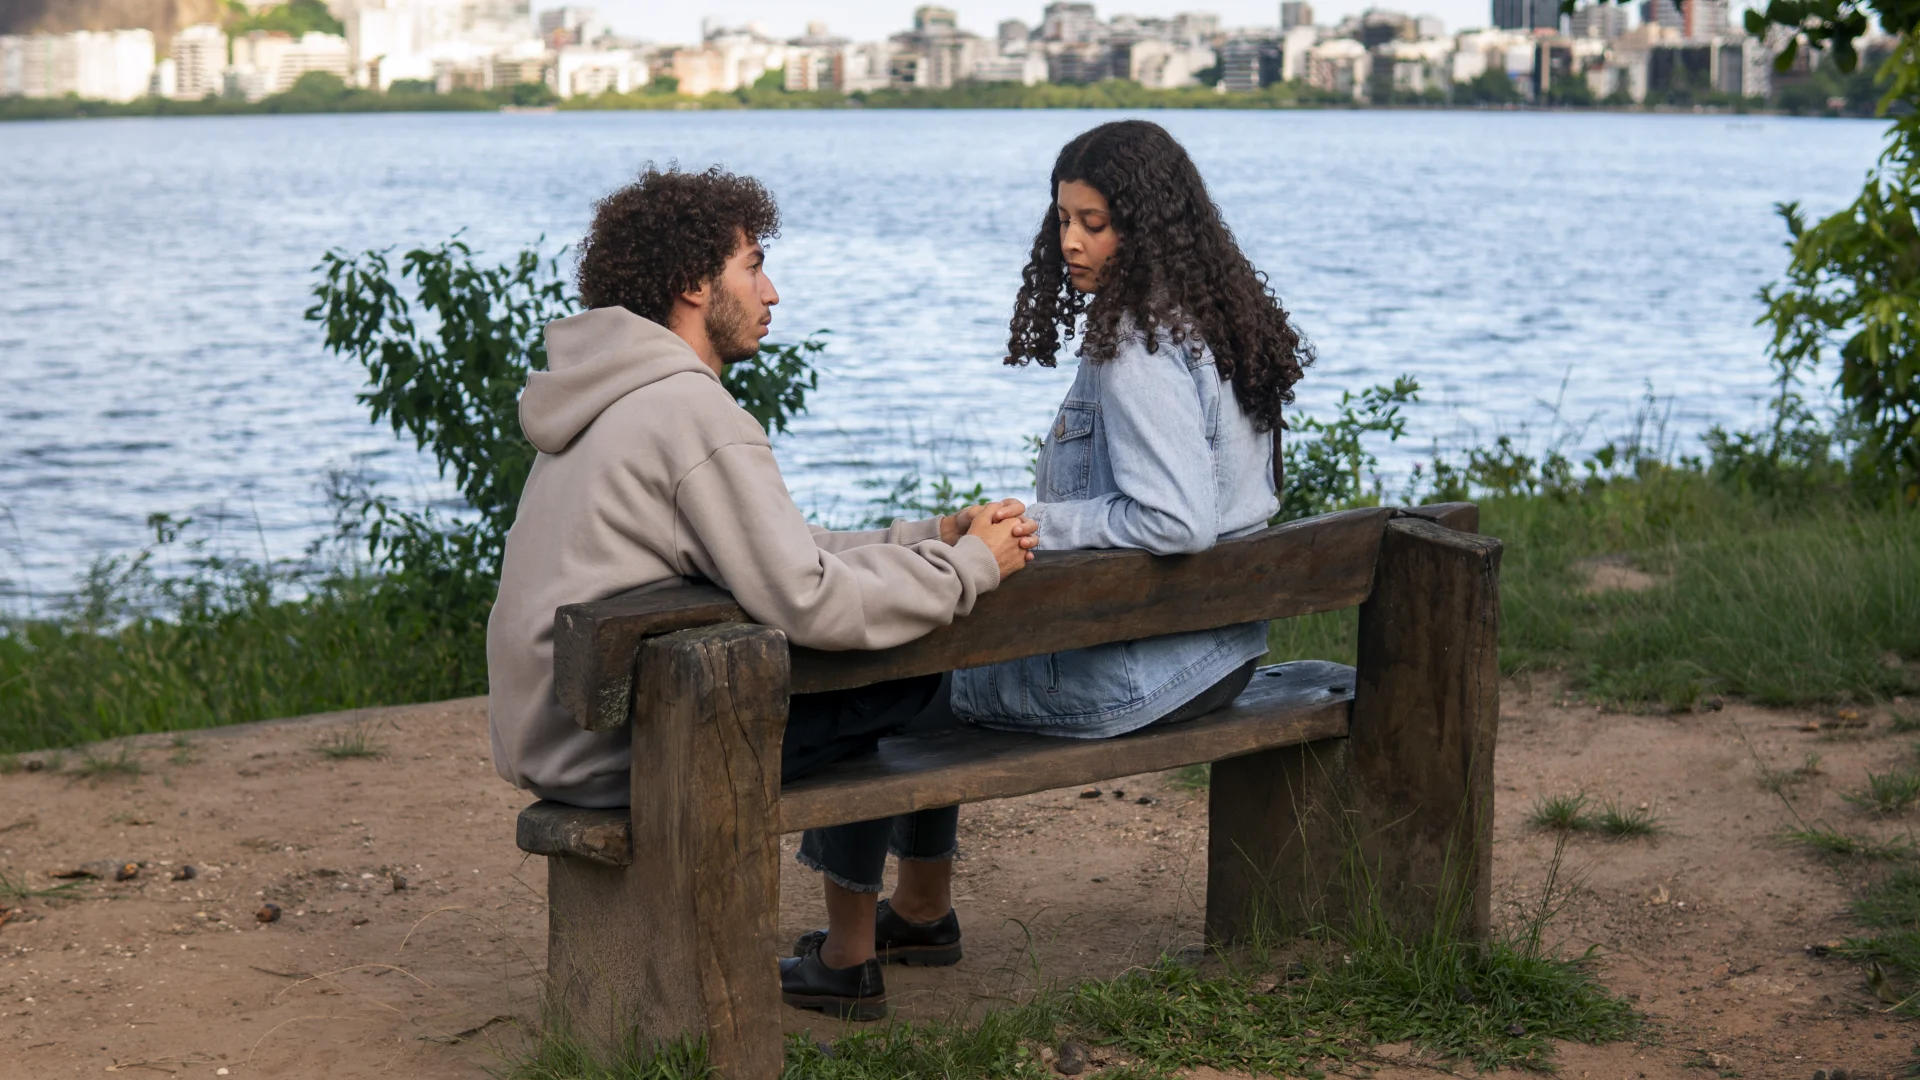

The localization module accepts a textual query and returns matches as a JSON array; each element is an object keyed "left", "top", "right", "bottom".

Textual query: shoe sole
[
  {"left": 792, "top": 935, "right": 964, "bottom": 968},
  {"left": 881, "top": 943, "right": 963, "bottom": 967},
  {"left": 781, "top": 990, "right": 888, "bottom": 1022}
]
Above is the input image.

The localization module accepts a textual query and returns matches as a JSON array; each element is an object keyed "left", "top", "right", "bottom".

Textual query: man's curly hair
[
  {"left": 575, "top": 164, "right": 780, "bottom": 323},
  {"left": 1006, "top": 120, "right": 1310, "bottom": 432}
]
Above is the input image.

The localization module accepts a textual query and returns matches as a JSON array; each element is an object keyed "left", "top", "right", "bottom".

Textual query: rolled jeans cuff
[{"left": 793, "top": 846, "right": 886, "bottom": 894}]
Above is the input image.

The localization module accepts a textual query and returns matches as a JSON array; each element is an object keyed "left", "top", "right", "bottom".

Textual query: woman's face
[{"left": 1056, "top": 180, "right": 1119, "bottom": 295}]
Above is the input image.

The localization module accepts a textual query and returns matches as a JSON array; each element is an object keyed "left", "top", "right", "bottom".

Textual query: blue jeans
[{"left": 784, "top": 674, "right": 960, "bottom": 893}]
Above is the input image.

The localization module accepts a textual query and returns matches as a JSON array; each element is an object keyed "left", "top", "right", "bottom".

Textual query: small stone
[
  {"left": 1707, "top": 1053, "right": 1731, "bottom": 1069},
  {"left": 1504, "top": 1022, "right": 1525, "bottom": 1037},
  {"left": 256, "top": 903, "right": 281, "bottom": 924},
  {"left": 1078, "top": 787, "right": 1101, "bottom": 799},
  {"left": 1111, "top": 789, "right": 1125, "bottom": 799},
  {"left": 113, "top": 862, "right": 139, "bottom": 881},
  {"left": 1054, "top": 1040, "right": 1088, "bottom": 1076},
  {"left": 23, "top": 759, "right": 44, "bottom": 772},
  {"left": 350, "top": 917, "right": 369, "bottom": 926},
  {"left": 390, "top": 872, "right": 408, "bottom": 892},
  {"left": 1812, "top": 1070, "right": 1828, "bottom": 1080},
  {"left": 1136, "top": 795, "right": 1156, "bottom": 805},
  {"left": 171, "top": 865, "right": 196, "bottom": 882},
  {"left": 1831, "top": 1070, "right": 1849, "bottom": 1080},
  {"left": 1090, "top": 876, "right": 1107, "bottom": 883}
]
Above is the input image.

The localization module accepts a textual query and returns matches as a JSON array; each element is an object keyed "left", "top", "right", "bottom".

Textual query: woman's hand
[
  {"left": 966, "top": 508, "right": 1039, "bottom": 580},
  {"left": 942, "top": 498, "right": 1027, "bottom": 545}
]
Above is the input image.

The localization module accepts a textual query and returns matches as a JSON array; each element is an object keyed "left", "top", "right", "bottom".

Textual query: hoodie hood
[{"left": 520, "top": 306, "right": 716, "bottom": 454}]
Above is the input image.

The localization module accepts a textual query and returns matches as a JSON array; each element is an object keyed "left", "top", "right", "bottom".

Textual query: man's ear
[{"left": 676, "top": 277, "right": 711, "bottom": 312}]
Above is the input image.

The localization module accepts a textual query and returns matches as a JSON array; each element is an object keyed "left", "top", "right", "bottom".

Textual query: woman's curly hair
[
  {"left": 1006, "top": 120, "right": 1310, "bottom": 432},
  {"left": 576, "top": 164, "right": 780, "bottom": 323}
]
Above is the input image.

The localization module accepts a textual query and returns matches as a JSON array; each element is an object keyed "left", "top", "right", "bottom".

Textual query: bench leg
[
  {"left": 1206, "top": 516, "right": 1501, "bottom": 944},
  {"left": 546, "top": 624, "right": 789, "bottom": 1079}
]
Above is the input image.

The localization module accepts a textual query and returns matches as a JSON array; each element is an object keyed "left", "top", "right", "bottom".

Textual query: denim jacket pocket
[{"left": 1041, "top": 402, "right": 1096, "bottom": 501}]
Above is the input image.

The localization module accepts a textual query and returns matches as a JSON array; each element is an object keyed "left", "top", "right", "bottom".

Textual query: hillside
[{"left": 0, "top": 0, "right": 223, "bottom": 42}]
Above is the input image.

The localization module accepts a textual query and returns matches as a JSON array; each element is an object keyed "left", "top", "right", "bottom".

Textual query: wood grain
[
  {"left": 779, "top": 660, "right": 1355, "bottom": 831},
  {"left": 559, "top": 507, "right": 1392, "bottom": 730},
  {"left": 519, "top": 661, "right": 1355, "bottom": 857},
  {"left": 516, "top": 802, "right": 631, "bottom": 867},
  {"left": 1205, "top": 517, "right": 1502, "bottom": 943},
  {"left": 544, "top": 624, "right": 788, "bottom": 1079}
]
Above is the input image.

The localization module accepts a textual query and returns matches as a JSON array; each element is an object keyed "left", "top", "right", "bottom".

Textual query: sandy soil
[{"left": 2, "top": 682, "right": 1916, "bottom": 1079}]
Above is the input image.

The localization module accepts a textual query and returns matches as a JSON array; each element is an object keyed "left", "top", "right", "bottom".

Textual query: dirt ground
[{"left": 2, "top": 681, "right": 1916, "bottom": 1079}]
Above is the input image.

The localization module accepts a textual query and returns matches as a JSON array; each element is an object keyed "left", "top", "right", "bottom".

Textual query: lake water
[{"left": 0, "top": 108, "right": 1889, "bottom": 604}]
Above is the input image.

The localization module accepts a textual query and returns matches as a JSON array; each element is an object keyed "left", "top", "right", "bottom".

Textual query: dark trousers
[{"left": 782, "top": 674, "right": 961, "bottom": 893}]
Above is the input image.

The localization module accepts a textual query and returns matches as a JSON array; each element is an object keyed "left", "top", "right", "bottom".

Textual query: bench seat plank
[
  {"left": 778, "top": 660, "right": 1354, "bottom": 832},
  {"left": 516, "top": 660, "right": 1354, "bottom": 864}
]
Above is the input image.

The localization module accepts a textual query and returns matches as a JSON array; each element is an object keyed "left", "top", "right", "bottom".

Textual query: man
[{"left": 487, "top": 164, "right": 1033, "bottom": 1021}]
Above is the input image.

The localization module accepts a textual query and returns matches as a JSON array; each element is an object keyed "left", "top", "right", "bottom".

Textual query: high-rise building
[
  {"left": 538, "top": 7, "right": 602, "bottom": 47},
  {"left": 998, "top": 19, "right": 1032, "bottom": 53},
  {"left": 0, "top": 29, "right": 155, "bottom": 101},
  {"left": 1281, "top": 2, "right": 1315, "bottom": 31},
  {"left": 169, "top": 22, "right": 227, "bottom": 99},
  {"left": 1641, "top": 0, "right": 1727, "bottom": 37},
  {"left": 1684, "top": 0, "right": 1730, "bottom": 37},
  {"left": 1492, "top": 0, "right": 1562, "bottom": 32},
  {"left": 1041, "top": 3, "right": 1102, "bottom": 44},
  {"left": 913, "top": 6, "right": 959, "bottom": 33},
  {"left": 1172, "top": 12, "right": 1220, "bottom": 43},
  {"left": 1569, "top": 1, "right": 1634, "bottom": 37}
]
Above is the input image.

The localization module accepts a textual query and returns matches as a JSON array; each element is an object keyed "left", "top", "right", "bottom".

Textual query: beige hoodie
[{"left": 486, "top": 306, "right": 1002, "bottom": 808}]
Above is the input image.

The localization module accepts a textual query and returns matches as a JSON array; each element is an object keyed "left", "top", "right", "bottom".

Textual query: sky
[{"left": 580, "top": 0, "right": 1492, "bottom": 45}]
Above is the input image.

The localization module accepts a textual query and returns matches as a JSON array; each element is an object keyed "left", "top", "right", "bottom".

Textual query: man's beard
[{"left": 705, "top": 286, "right": 761, "bottom": 364}]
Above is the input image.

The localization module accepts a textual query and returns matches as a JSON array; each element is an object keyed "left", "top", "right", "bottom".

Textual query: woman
[
  {"left": 953, "top": 118, "right": 1312, "bottom": 736},
  {"left": 780, "top": 120, "right": 1312, "bottom": 1022}
]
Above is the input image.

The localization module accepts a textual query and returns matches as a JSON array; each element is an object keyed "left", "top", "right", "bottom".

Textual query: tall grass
[
  {"left": 0, "top": 532, "right": 484, "bottom": 753},
  {"left": 1262, "top": 469, "right": 1919, "bottom": 711}
]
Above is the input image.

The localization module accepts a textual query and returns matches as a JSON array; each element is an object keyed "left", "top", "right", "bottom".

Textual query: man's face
[{"left": 705, "top": 232, "right": 779, "bottom": 364}]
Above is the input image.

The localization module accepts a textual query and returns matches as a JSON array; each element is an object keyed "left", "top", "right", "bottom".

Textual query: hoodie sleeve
[
  {"left": 674, "top": 444, "right": 1000, "bottom": 651},
  {"left": 1027, "top": 341, "right": 1219, "bottom": 555},
  {"left": 808, "top": 516, "right": 944, "bottom": 554}
]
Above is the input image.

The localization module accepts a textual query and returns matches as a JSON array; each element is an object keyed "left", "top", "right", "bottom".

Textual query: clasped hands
[{"left": 940, "top": 499, "right": 1038, "bottom": 578}]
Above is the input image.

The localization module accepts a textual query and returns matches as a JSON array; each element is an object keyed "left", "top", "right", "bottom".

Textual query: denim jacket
[{"left": 951, "top": 326, "right": 1278, "bottom": 738}]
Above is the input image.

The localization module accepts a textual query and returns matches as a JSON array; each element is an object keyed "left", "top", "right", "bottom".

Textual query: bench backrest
[{"left": 552, "top": 502, "right": 1479, "bottom": 732}]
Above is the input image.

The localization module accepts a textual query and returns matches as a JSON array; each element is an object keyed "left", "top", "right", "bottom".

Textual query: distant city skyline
[{"left": 579, "top": 0, "right": 1483, "bottom": 43}]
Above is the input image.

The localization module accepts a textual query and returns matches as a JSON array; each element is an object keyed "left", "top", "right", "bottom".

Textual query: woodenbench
[{"left": 515, "top": 503, "right": 1501, "bottom": 1078}]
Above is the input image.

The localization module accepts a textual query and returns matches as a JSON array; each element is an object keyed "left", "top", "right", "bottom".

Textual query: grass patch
[
  {"left": 1166, "top": 763, "right": 1210, "bottom": 791},
  {"left": 1844, "top": 768, "right": 1920, "bottom": 815},
  {"left": 0, "top": 559, "right": 484, "bottom": 754},
  {"left": 0, "top": 869, "right": 81, "bottom": 902},
  {"left": 1785, "top": 826, "right": 1913, "bottom": 860},
  {"left": 1759, "top": 752, "right": 1823, "bottom": 793},
  {"left": 314, "top": 724, "right": 386, "bottom": 760},
  {"left": 1528, "top": 792, "right": 1593, "bottom": 832},
  {"left": 502, "top": 933, "right": 1634, "bottom": 1079},
  {"left": 71, "top": 744, "right": 142, "bottom": 779},
  {"left": 1835, "top": 867, "right": 1920, "bottom": 1011},
  {"left": 1592, "top": 799, "right": 1662, "bottom": 838}
]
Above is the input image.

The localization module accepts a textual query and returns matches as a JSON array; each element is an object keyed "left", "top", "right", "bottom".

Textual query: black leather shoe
[
  {"left": 791, "top": 899, "right": 964, "bottom": 967},
  {"left": 779, "top": 943, "right": 887, "bottom": 1021}
]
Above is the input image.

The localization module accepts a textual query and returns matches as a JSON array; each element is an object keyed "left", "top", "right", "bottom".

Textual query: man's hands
[{"left": 946, "top": 498, "right": 1038, "bottom": 580}]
